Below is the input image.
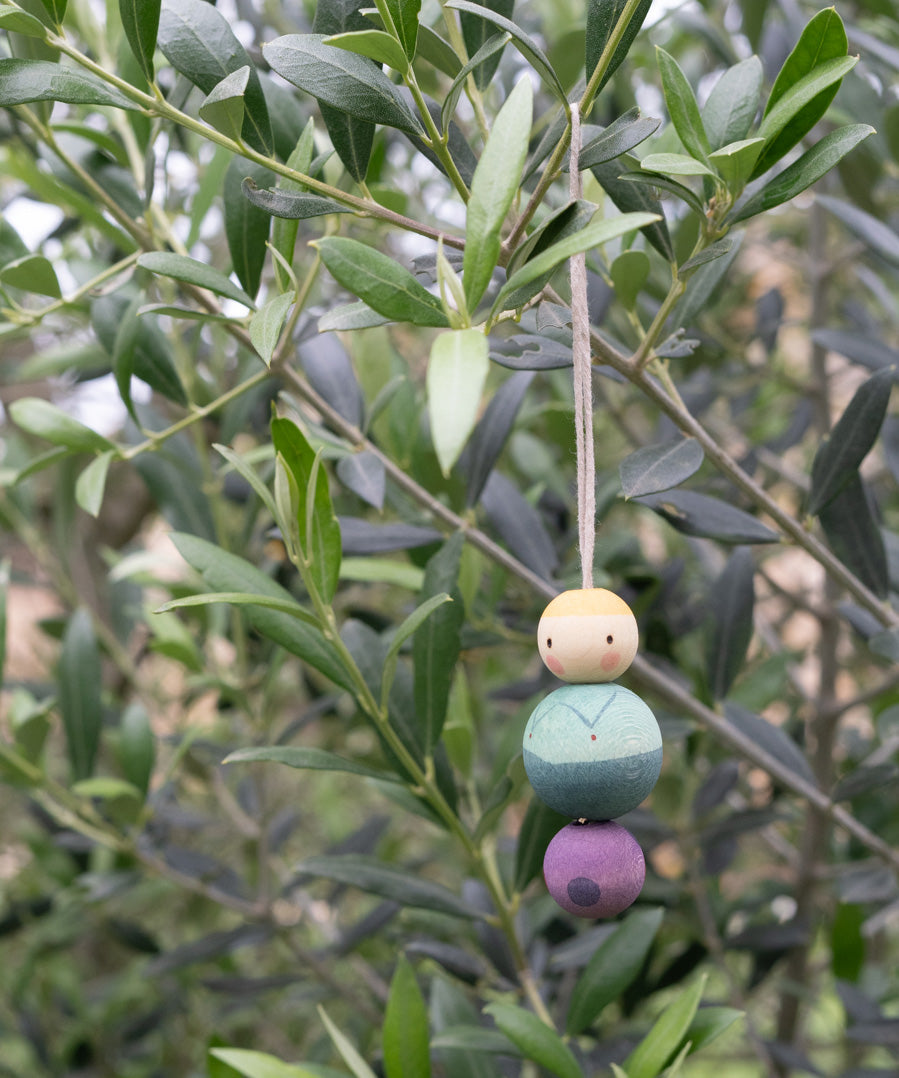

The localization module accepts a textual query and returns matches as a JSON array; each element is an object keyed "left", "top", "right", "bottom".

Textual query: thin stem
[
  {"left": 406, "top": 69, "right": 470, "bottom": 201},
  {"left": 438, "top": 0, "right": 491, "bottom": 140},
  {"left": 15, "top": 253, "right": 141, "bottom": 323}
]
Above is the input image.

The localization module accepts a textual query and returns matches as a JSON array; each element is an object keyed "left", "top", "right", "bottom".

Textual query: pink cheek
[
  {"left": 601, "top": 650, "right": 621, "bottom": 671},
  {"left": 545, "top": 653, "right": 565, "bottom": 676}
]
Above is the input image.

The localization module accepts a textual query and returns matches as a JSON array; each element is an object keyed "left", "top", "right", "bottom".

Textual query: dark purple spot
[{"left": 567, "top": 877, "right": 601, "bottom": 907}]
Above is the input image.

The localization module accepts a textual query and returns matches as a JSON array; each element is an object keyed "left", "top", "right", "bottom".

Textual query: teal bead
[{"left": 523, "top": 683, "right": 662, "bottom": 820}]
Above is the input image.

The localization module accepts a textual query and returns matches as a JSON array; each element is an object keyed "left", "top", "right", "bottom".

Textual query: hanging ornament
[{"left": 520, "top": 105, "right": 663, "bottom": 919}]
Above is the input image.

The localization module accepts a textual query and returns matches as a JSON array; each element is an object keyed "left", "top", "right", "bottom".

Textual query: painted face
[{"left": 538, "top": 588, "right": 638, "bottom": 682}]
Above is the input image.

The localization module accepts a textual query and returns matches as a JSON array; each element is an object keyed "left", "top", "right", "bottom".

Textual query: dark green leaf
[
  {"left": 441, "top": 32, "right": 510, "bottom": 133},
  {"left": 656, "top": 46, "right": 710, "bottom": 162},
  {"left": 567, "top": 908, "right": 664, "bottom": 1034},
  {"left": 484, "top": 1004, "right": 584, "bottom": 1078},
  {"left": 242, "top": 179, "right": 350, "bottom": 220},
  {"left": 636, "top": 489, "right": 779, "bottom": 544},
  {"left": 314, "top": 236, "right": 449, "bottom": 327},
  {"left": 447, "top": 1, "right": 564, "bottom": 101},
  {"left": 0, "top": 218, "right": 29, "bottom": 268},
  {"left": 336, "top": 452, "right": 386, "bottom": 509},
  {"left": 415, "top": 23, "right": 461, "bottom": 77},
  {"left": 733, "top": 126, "right": 874, "bottom": 223},
  {"left": 808, "top": 367, "right": 894, "bottom": 515},
  {"left": 120, "top": 0, "right": 160, "bottom": 81},
  {"left": 384, "top": 0, "right": 420, "bottom": 61},
  {"left": 706, "top": 548, "right": 755, "bottom": 700},
  {"left": 456, "top": 0, "right": 513, "bottom": 90},
  {"left": 249, "top": 291, "right": 295, "bottom": 366},
  {"left": 430, "top": 1027, "right": 517, "bottom": 1055},
  {"left": 702, "top": 56, "right": 763, "bottom": 150},
  {"left": 624, "top": 973, "right": 707, "bottom": 1078},
  {"left": 462, "top": 371, "right": 533, "bottom": 506},
  {"left": 269, "top": 119, "right": 314, "bottom": 288},
  {"left": 263, "top": 34, "right": 423, "bottom": 136},
  {"left": 502, "top": 199, "right": 598, "bottom": 309},
  {"left": 157, "top": 0, "right": 273, "bottom": 153},
  {"left": 198, "top": 66, "right": 248, "bottom": 143},
  {"left": 726, "top": 704, "right": 815, "bottom": 785},
  {"left": 833, "top": 763, "right": 899, "bottom": 802},
  {"left": 679, "top": 237, "right": 734, "bottom": 274},
  {"left": 9, "top": 397, "right": 115, "bottom": 453},
  {"left": 578, "top": 109, "right": 660, "bottom": 169},
  {"left": 620, "top": 437, "right": 703, "bottom": 498},
  {"left": 674, "top": 231, "right": 742, "bottom": 327},
  {"left": 58, "top": 608, "right": 101, "bottom": 781},
  {"left": 427, "top": 329, "right": 489, "bottom": 475},
  {"left": 119, "top": 702, "right": 155, "bottom": 797},
  {"left": 383, "top": 956, "right": 431, "bottom": 1078},
  {"left": 298, "top": 855, "right": 482, "bottom": 919},
  {"left": 74, "top": 450, "right": 113, "bottom": 518},
  {"left": 481, "top": 472, "right": 558, "bottom": 579},
  {"left": 464, "top": 76, "right": 532, "bottom": 310},
  {"left": 753, "top": 7, "right": 848, "bottom": 177},
  {"left": 591, "top": 158, "right": 674, "bottom": 261},
  {"left": 169, "top": 533, "right": 353, "bottom": 689},
  {"left": 0, "top": 253, "right": 60, "bottom": 297},
  {"left": 138, "top": 252, "right": 254, "bottom": 307},
  {"left": 514, "top": 799, "right": 569, "bottom": 892},
  {"left": 817, "top": 193, "right": 899, "bottom": 270},
  {"left": 37, "top": 0, "right": 64, "bottom": 24},
  {"left": 811, "top": 328, "right": 898, "bottom": 374},
  {"left": 271, "top": 417, "right": 342, "bottom": 603},
  {"left": 224, "top": 158, "right": 272, "bottom": 301},
  {"left": 585, "top": 0, "right": 652, "bottom": 92},
  {"left": 412, "top": 534, "right": 464, "bottom": 752},
  {"left": 818, "top": 475, "right": 889, "bottom": 599},
  {"left": 685, "top": 1007, "right": 744, "bottom": 1055},
  {"left": 224, "top": 746, "right": 391, "bottom": 781},
  {"left": 869, "top": 628, "right": 899, "bottom": 663}
]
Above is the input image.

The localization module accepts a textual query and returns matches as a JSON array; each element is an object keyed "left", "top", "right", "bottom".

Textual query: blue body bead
[{"left": 523, "top": 683, "right": 662, "bottom": 820}]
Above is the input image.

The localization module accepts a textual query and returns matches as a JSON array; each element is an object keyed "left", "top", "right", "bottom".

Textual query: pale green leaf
[{"left": 427, "top": 329, "right": 488, "bottom": 476}]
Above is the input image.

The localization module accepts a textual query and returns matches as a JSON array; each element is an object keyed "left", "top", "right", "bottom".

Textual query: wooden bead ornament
[
  {"left": 543, "top": 820, "right": 645, "bottom": 919},
  {"left": 538, "top": 588, "right": 638, "bottom": 683},
  {"left": 523, "top": 682, "right": 662, "bottom": 820}
]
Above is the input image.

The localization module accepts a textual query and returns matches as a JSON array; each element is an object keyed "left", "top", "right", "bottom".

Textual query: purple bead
[{"left": 543, "top": 820, "right": 645, "bottom": 919}]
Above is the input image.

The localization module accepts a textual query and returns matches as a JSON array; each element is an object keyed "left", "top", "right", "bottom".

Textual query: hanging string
[{"left": 569, "top": 103, "right": 595, "bottom": 590}]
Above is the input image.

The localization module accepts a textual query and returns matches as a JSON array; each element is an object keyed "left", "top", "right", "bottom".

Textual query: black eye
[
  {"left": 606, "top": 635, "right": 613, "bottom": 644},
  {"left": 546, "top": 638, "right": 552, "bottom": 648}
]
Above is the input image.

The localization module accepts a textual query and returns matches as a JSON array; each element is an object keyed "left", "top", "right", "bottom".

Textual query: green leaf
[
  {"left": 157, "top": 0, "right": 273, "bottom": 154},
  {"left": 430, "top": 1026, "right": 518, "bottom": 1055},
  {"left": 72, "top": 776, "right": 141, "bottom": 802},
  {"left": 637, "top": 490, "right": 779, "bottom": 544},
  {"left": 314, "top": 236, "right": 448, "bottom": 328},
  {"left": 427, "top": 329, "right": 489, "bottom": 476},
  {"left": 753, "top": 7, "right": 848, "bottom": 177},
  {"left": 0, "top": 254, "right": 60, "bottom": 297},
  {"left": 101, "top": 296, "right": 188, "bottom": 417},
  {"left": 325, "top": 29, "right": 409, "bottom": 72},
  {"left": 299, "top": 854, "right": 482, "bottom": 919},
  {"left": 210, "top": 1049, "right": 327, "bottom": 1078},
  {"left": 0, "top": 560, "right": 7, "bottom": 694},
  {"left": 567, "top": 908, "right": 665, "bottom": 1034},
  {"left": 249, "top": 291, "right": 294, "bottom": 366},
  {"left": 818, "top": 475, "right": 889, "bottom": 599},
  {"left": 756, "top": 55, "right": 856, "bottom": 159},
  {"left": 120, "top": 0, "right": 160, "bottom": 81},
  {"left": 9, "top": 397, "right": 115, "bottom": 453},
  {"left": 386, "top": 592, "right": 453, "bottom": 667},
  {"left": 463, "top": 76, "right": 532, "bottom": 311},
  {"left": 684, "top": 1007, "right": 743, "bottom": 1056},
  {"left": 502, "top": 200, "right": 598, "bottom": 310},
  {"left": 383, "top": 0, "right": 420, "bottom": 61},
  {"left": 169, "top": 533, "right": 353, "bottom": 689},
  {"left": 809, "top": 367, "right": 895, "bottom": 515},
  {"left": 156, "top": 591, "right": 320, "bottom": 627},
  {"left": 624, "top": 973, "right": 707, "bottom": 1078},
  {"left": 224, "top": 745, "right": 391, "bottom": 781},
  {"left": 702, "top": 56, "right": 763, "bottom": 150},
  {"left": 74, "top": 450, "right": 114, "bottom": 518},
  {"left": 610, "top": 249, "right": 650, "bottom": 310},
  {"left": 656, "top": 47, "right": 710, "bottom": 162},
  {"left": 198, "top": 66, "right": 249, "bottom": 142},
  {"left": 586, "top": 0, "right": 653, "bottom": 92},
  {"left": 37, "top": 0, "right": 65, "bottom": 25},
  {"left": 446, "top": 1, "right": 565, "bottom": 102},
  {"left": 578, "top": 109, "right": 660, "bottom": 169},
  {"left": 383, "top": 956, "right": 431, "bottom": 1078},
  {"left": 137, "top": 252, "right": 254, "bottom": 308},
  {"left": 591, "top": 159, "right": 674, "bottom": 261},
  {"left": 514, "top": 799, "right": 569, "bottom": 892},
  {"left": 214, "top": 443, "right": 279, "bottom": 521},
  {"left": 456, "top": 0, "right": 512, "bottom": 89},
  {"left": 415, "top": 23, "right": 461, "bottom": 76},
  {"left": 706, "top": 548, "right": 755, "bottom": 701},
  {"left": 0, "top": 6, "right": 48, "bottom": 36},
  {"left": 674, "top": 232, "right": 742, "bottom": 327},
  {"left": 340, "top": 557, "right": 423, "bottom": 590},
  {"left": 242, "top": 180, "right": 350, "bottom": 221},
  {"left": 224, "top": 158, "right": 272, "bottom": 301},
  {"left": 731, "top": 125, "right": 874, "bottom": 223},
  {"left": 119, "top": 702, "right": 154, "bottom": 797},
  {"left": 263, "top": 35, "right": 423, "bottom": 136},
  {"left": 640, "top": 152, "right": 715, "bottom": 177},
  {"left": 441, "top": 32, "right": 510, "bottom": 133},
  {"left": 336, "top": 451, "right": 386, "bottom": 509},
  {"left": 412, "top": 534, "right": 465, "bottom": 749},
  {"left": 492, "top": 211, "right": 659, "bottom": 316},
  {"left": 817, "top": 193, "right": 899, "bottom": 270},
  {"left": 620, "top": 437, "right": 704, "bottom": 498},
  {"left": 271, "top": 417, "right": 342, "bottom": 602},
  {"left": 708, "top": 137, "right": 765, "bottom": 190},
  {"left": 318, "top": 1007, "right": 378, "bottom": 1078},
  {"left": 620, "top": 171, "right": 705, "bottom": 217},
  {"left": 58, "top": 608, "right": 102, "bottom": 782},
  {"left": 484, "top": 1004, "right": 584, "bottom": 1078}
]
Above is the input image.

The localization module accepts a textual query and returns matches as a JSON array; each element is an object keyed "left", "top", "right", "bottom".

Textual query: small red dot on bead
[{"left": 591, "top": 734, "right": 597, "bottom": 740}]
